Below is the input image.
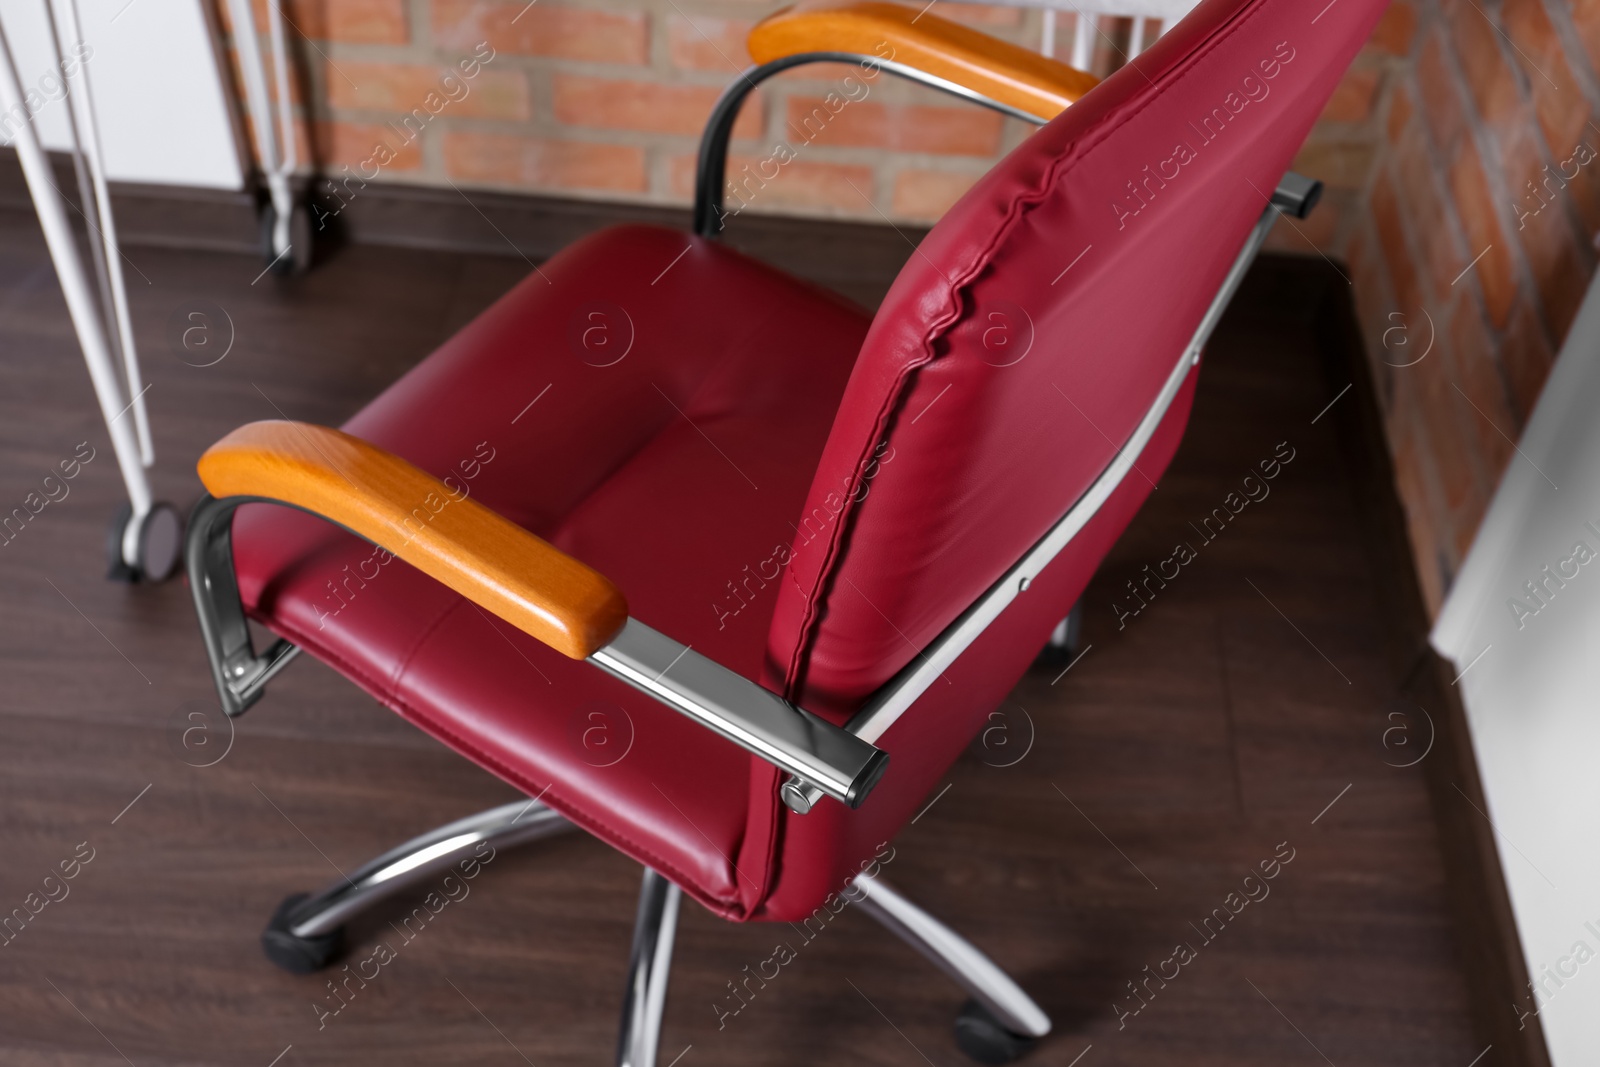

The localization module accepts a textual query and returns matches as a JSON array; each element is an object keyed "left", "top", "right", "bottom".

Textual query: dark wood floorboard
[{"left": 0, "top": 211, "right": 1483, "bottom": 1066}]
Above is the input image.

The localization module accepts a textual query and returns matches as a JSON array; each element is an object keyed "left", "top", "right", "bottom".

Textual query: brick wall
[
  {"left": 218, "top": 0, "right": 1056, "bottom": 220},
  {"left": 217, "top": 0, "right": 1591, "bottom": 616},
  {"left": 1339, "top": 0, "right": 1599, "bottom": 614}
]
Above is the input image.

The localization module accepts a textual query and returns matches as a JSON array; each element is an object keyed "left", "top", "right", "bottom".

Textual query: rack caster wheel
[
  {"left": 1035, "top": 600, "right": 1084, "bottom": 669},
  {"left": 262, "top": 893, "right": 344, "bottom": 974},
  {"left": 105, "top": 501, "right": 183, "bottom": 583},
  {"left": 260, "top": 200, "right": 313, "bottom": 276},
  {"left": 954, "top": 999, "right": 1039, "bottom": 1065}
]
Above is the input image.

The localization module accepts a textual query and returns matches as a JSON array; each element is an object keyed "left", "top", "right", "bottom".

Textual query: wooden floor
[{"left": 0, "top": 205, "right": 1485, "bottom": 1067}]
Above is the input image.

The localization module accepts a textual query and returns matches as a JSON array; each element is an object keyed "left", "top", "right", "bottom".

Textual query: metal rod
[
  {"left": 58, "top": 0, "right": 152, "bottom": 474},
  {"left": 694, "top": 51, "right": 1045, "bottom": 237},
  {"left": 286, "top": 800, "right": 575, "bottom": 938},
  {"left": 854, "top": 872, "right": 1050, "bottom": 1037},
  {"left": 42, "top": 3, "right": 124, "bottom": 434},
  {"left": 225, "top": 0, "right": 284, "bottom": 199},
  {"left": 0, "top": 16, "right": 151, "bottom": 525},
  {"left": 264, "top": 0, "right": 296, "bottom": 251},
  {"left": 1071, "top": 12, "right": 1097, "bottom": 71},
  {"left": 616, "top": 868, "right": 681, "bottom": 1067}
]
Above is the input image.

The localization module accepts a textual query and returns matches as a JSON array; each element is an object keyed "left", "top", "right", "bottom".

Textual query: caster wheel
[
  {"left": 1034, "top": 600, "right": 1084, "bottom": 669},
  {"left": 262, "top": 893, "right": 343, "bottom": 974},
  {"left": 261, "top": 200, "right": 313, "bottom": 275},
  {"left": 954, "top": 999, "right": 1039, "bottom": 1065},
  {"left": 105, "top": 501, "right": 184, "bottom": 583}
]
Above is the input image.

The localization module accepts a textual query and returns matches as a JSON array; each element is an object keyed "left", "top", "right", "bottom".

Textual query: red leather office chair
[{"left": 186, "top": 0, "right": 1383, "bottom": 1061}]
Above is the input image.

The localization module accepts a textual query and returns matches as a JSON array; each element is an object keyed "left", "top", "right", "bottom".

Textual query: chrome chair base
[{"left": 260, "top": 802, "right": 1050, "bottom": 1065}]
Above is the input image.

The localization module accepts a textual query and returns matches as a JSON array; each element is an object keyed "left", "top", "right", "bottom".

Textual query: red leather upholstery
[
  {"left": 233, "top": 225, "right": 872, "bottom": 916},
  {"left": 228, "top": 0, "right": 1384, "bottom": 923}
]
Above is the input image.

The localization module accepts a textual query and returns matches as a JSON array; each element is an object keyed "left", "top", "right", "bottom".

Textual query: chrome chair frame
[{"left": 187, "top": 51, "right": 1321, "bottom": 1065}]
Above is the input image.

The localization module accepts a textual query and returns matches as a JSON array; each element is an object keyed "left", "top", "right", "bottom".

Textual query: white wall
[
  {"left": 1432, "top": 273, "right": 1600, "bottom": 1065},
  {"left": 0, "top": 0, "right": 245, "bottom": 188}
]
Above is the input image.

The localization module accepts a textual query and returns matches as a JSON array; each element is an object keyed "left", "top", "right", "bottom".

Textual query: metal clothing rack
[{"left": 0, "top": 0, "right": 180, "bottom": 581}]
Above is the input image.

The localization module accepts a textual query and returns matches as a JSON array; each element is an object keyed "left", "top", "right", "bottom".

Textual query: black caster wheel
[
  {"left": 105, "top": 501, "right": 184, "bottom": 583},
  {"left": 260, "top": 200, "right": 313, "bottom": 275},
  {"left": 262, "top": 892, "right": 343, "bottom": 974},
  {"left": 954, "top": 999, "right": 1039, "bottom": 1065},
  {"left": 1034, "top": 600, "right": 1084, "bottom": 669}
]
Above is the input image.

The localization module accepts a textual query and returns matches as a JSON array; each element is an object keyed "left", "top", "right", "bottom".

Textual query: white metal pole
[
  {"left": 1129, "top": 15, "right": 1148, "bottom": 56},
  {"left": 1071, "top": 12, "right": 1097, "bottom": 72},
  {"left": 57, "top": 0, "right": 154, "bottom": 466},
  {"left": 225, "top": 0, "right": 283, "bottom": 192},
  {"left": 0, "top": 16, "right": 151, "bottom": 527},
  {"left": 268, "top": 0, "right": 295, "bottom": 177},
  {"left": 265, "top": 0, "right": 295, "bottom": 254},
  {"left": 1040, "top": 7, "right": 1056, "bottom": 58}
]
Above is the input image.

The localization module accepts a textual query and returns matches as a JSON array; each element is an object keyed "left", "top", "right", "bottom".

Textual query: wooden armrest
[
  {"left": 197, "top": 421, "right": 628, "bottom": 659},
  {"left": 747, "top": 0, "right": 1100, "bottom": 122}
]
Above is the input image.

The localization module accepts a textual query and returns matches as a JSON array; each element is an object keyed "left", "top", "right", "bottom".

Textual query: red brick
[
  {"left": 314, "top": 120, "right": 423, "bottom": 171},
  {"left": 892, "top": 168, "right": 982, "bottom": 220},
  {"left": 1392, "top": 125, "right": 1467, "bottom": 302},
  {"left": 554, "top": 75, "right": 763, "bottom": 139},
  {"left": 1445, "top": 295, "right": 1517, "bottom": 483},
  {"left": 1414, "top": 353, "right": 1487, "bottom": 516},
  {"left": 325, "top": 61, "right": 529, "bottom": 120},
  {"left": 1501, "top": 119, "right": 1556, "bottom": 223},
  {"left": 1387, "top": 82, "right": 1415, "bottom": 145},
  {"left": 1368, "top": 1, "right": 1418, "bottom": 56},
  {"left": 1451, "top": 8, "right": 1524, "bottom": 133},
  {"left": 1371, "top": 168, "right": 1423, "bottom": 314},
  {"left": 1448, "top": 137, "right": 1518, "bottom": 327},
  {"left": 1500, "top": 303, "right": 1555, "bottom": 428},
  {"left": 1564, "top": 140, "right": 1600, "bottom": 240},
  {"left": 433, "top": 0, "right": 648, "bottom": 65},
  {"left": 1392, "top": 427, "right": 1447, "bottom": 615},
  {"left": 225, "top": 0, "right": 408, "bottom": 44},
  {"left": 667, "top": 14, "right": 757, "bottom": 72},
  {"left": 1574, "top": 0, "right": 1600, "bottom": 77},
  {"left": 1416, "top": 30, "right": 1466, "bottom": 154},
  {"left": 669, "top": 153, "right": 876, "bottom": 214},
  {"left": 1322, "top": 67, "right": 1382, "bottom": 123},
  {"left": 784, "top": 96, "right": 1003, "bottom": 156},
  {"left": 445, "top": 131, "right": 645, "bottom": 192},
  {"left": 1504, "top": 0, "right": 1592, "bottom": 155},
  {"left": 1520, "top": 217, "right": 1593, "bottom": 344},
  {"left": 1290, "top": 136, "right": 1375, "bottom": 190}
]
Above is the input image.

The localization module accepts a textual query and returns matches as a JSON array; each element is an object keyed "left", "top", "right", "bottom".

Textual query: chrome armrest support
[
  {"left": 589, "top": 619, "right": 888, "bottom": 809},
  {"left": 188, "top": 494, "right": 301, "bottom": 716},
  {"left": 694, "top": 51, "right": 1044, "bottom": 237}
]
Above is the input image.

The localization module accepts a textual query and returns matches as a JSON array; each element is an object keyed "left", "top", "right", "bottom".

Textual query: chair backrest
[{"left": 762, "top": 0, "right": 1387, "bottom": 722}]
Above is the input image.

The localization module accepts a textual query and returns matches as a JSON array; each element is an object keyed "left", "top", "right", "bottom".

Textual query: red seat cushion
[{"left": 231, "top": 224, "right": 871, "bottom": 919}]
